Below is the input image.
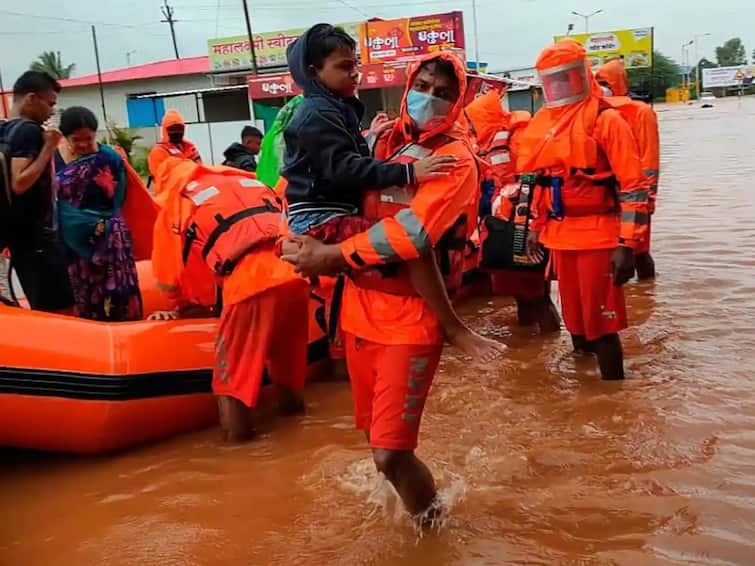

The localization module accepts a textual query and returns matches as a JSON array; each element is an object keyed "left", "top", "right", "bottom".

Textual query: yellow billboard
[
  {"left": 208, "top": 22, "right": 361, "bottom": 72},
  {"left": 554, "top": 28, "right": 653, "bottom": 69}
]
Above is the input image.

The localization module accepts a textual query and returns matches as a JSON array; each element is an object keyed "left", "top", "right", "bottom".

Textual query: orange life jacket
[
  {"left": 355, "top": 136, "right": 467, "bottom": 296},
  {"left": 179, "top": 174, "right": 282, "bottom": 277}
]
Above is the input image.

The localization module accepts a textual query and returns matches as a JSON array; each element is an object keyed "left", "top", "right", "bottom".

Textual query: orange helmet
[{"left": 536, "top": 39, "right": 597, "bottom": 108}]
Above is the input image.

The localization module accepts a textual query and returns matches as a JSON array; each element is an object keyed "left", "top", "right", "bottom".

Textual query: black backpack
[{"left": 0, "top": 119, "right": 28, "bottom": 251}]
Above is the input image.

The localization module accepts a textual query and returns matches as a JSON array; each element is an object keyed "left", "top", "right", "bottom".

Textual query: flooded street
[{"left": 2, "top": 97, "right": 755, "bottom": 565}]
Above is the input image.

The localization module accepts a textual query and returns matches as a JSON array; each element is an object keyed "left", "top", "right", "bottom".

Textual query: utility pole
[
  {"left": 126, "top": 50, "right": 136, "bottom": 67},
  {"left": 472, "top": 0, "right": 480, "bottom": 72},
  {"left": 91, "top": 25, "right": 110, "bottom": 143},
  {"left": 161, "top": 0, "right": 180, "bottom": 59},
  {"left": 241, "top": 0, "right": 258, "bottom": 75}
]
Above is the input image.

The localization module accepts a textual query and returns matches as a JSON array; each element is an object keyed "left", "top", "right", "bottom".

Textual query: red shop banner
[
  {"left": 361, "top": 11, "right": 465, "bottom": 65},
  {"left": 360, "top": 63, "right": 408, "bottom": 90},
  {"left": 247, "top": 74, "right": 302, "bottom": 99},
  {"left": 464, "top": 75, "right": 508, "bottom": 106}
]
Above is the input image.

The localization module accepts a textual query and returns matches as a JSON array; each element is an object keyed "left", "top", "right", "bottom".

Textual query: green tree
[
  {"left": 715, "top": 38, "right": 747, "bottom": 66},
  {"left": 29, "top": 51, "right": 75, "bottom": 80},
  {"left": 627, "top": 50, "right": 681, "bottom": 98},
  {"left": 104, "top": 124, "right": 143, "bottom": 158}
]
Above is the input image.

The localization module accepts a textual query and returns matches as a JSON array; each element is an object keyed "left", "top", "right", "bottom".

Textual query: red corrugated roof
[{"left": 59, "top": 56, "right": 209, "bottom": 88}]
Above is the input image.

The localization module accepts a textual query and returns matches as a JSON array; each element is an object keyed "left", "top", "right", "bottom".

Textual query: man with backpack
[
  {"left": 519, "top": 40, "right": 650, "bottom": 381},
  {"left": 0, "top": 71, "right": 74, "bottom": 313}
]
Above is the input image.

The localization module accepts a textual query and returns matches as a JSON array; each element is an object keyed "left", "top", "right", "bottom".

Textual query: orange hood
[
  {"left": 517, "top": 39, "right": 603, "bottom": 173},
  {"left": 595, "top": 59, "right": 629, "bottom": 96},
  {"left": 465, "top": 90, "right": 532, "bottom": 150},
  {"left": 382, "top": 51, "right": 469, "bottom": 155},
  {"left": 465, "top": 90, "right": 507, "bottom": 149},
  {"left": 160, "top": 109, "right": 186, "bottom": 143}
]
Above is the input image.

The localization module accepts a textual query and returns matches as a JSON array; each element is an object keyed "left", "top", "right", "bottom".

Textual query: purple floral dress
[{"left": 56, "top": 146, "right": 142, "bottom": 321}]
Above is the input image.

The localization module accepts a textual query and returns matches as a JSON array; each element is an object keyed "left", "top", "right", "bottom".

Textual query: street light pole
[
  {"left": 472, "top": 0, "right": 480, "bottom": 71},
  {"left": 694, "top": 33, "right": 712, "bottom": 99},
  {"left": 571, "top": 9, "right": 603, "bottom": 33},
  {"left": 681, "top": 41, "right": 693, "bottom": 89}
]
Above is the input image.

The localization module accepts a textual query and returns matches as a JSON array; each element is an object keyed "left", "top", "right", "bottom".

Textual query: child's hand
[
  {"left": 414, "top": 155, "right": 457, "bottom": 183},
  {"left": 369, "top": 112, "right": 395, "bottom": 137}
]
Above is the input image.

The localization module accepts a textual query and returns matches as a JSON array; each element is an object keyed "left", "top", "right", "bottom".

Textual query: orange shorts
[
  {"left": 213, "top": 280, "right": 308, "bottom": 407},
  {"left": 553, "top": 249, "right": 627, "bottom": 341},
  {"left": 636, "top": 217, "right": 652, "bottom": 255},
  {"left": 344, "top": 333, "right": 442, "bottom": 451}
]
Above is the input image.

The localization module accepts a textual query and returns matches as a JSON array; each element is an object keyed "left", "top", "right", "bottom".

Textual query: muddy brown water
[{"left": 2, "top": 97, "right": 755, "bottom": 565}]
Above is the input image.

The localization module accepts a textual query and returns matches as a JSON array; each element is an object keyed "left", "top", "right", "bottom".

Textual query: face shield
[{"left": 539, "top": 60, "right": 590, "bottom": 108}]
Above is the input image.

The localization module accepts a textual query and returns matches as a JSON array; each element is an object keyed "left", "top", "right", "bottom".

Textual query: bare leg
[
  {"left": 635, "top": 252, "right": 656, "bottom": 280},
  {"left": 515, "top": 297, "right": 537, "bottom": 326},
  {"left": 571, "top": 334, "right": 595, "bottom": 355},
  {"left": 217, "top": 396, "right": 256, "bottom": 442},
  {"left": 275, "top": 383, "right": 306, "bottom": 416},
  {"left": 408, "top": 253, "right": 505, "bottom": 362},
  {"left": 332, "top": 358, "right": 349, "bottom": 381},
  {"left": 372, "top": 448, "right": 439, "bottom": 522},
  {"left": 535, "top": 294, "right": 561, "bottom": 334},
  {"left": 593, "top": 333, "right": 625, "bottom": 380}
]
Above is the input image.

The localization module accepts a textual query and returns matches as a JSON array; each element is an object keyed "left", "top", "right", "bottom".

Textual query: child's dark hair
[
  {"left": 418, "top": 57, "right": 459, "bottom": 88},
  {"left": 13, "top": 71, "right": 61, "bottom": 96},
  {"left": 241, "top": 125, "right": 263, "bottom": 140},
  {"left": 60, "top": 106, "right": 98, "bottom": 136},
  {"left": 306, "top": 24, "right": 356, "bottom": 70}
]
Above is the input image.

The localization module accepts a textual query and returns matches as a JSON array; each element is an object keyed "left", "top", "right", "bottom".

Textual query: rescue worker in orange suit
[
  {"left": 282, "top": 53, "right": 482, "bottom": 522},
  {"left": 595, "top": 58, "right": 660, "bottom": 279},
  {"left": 519, "top": 40, "right": 650, "bottom": 380},
  {"left": 150, "top": 157, "right": 308, "bottom": 441},
  {"left": 465, "top": 90, "right": 561, "bottom": 333},
  {"left": 148, "top": 110, "right": 202, "bottom": 188}
]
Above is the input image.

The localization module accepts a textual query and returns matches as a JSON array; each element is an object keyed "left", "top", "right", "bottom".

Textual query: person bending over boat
[
  {"left": 282, "top": 52, "right": 484, "bottom": 525},
  {"left": 55, "top": 106, "right": 142, "bottom": 321},
  {"left": 150, "top": 157, "right": 308, "bottom": 441}
]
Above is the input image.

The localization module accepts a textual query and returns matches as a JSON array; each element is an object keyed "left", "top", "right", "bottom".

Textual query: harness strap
[
  {"left": 182, "top": 223, "right": 198, "bottom": 265},
  {"left": 200, "top": 198, "right": 281, "bottom": 261}
]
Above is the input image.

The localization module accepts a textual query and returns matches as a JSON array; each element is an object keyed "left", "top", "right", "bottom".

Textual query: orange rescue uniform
[
  {"left": 596, "top": 59, "right": 660, "bottom": 254},
  {"left": 519, "top": 41, "right": 650, "bottom": 340},
  {"left": 148, "top": 110, "right": 202, "bottom": 187},
  {"left": 152, "top": 159, "right": 307, "bottom": 407},
  {"left": 337, "top": 52, "right": 479, "bottom": 450},
  {"left": 465, "top": 90, "right": 545, "bottom": 299}
]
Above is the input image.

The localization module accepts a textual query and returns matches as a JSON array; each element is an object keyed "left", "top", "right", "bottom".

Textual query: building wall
[{"left": 56, "top": 74, "right": 213, "bottom": 129}]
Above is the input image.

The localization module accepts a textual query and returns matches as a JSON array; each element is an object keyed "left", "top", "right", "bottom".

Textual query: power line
[
  {"left": 334, "top": 0, "right": 370, "bottom": 18},
  {"left": 160, "top": 0, "right": 180, "bottom": 59},
  {"left": 0, "top": 8, "right": 144, "bottom": 28}
]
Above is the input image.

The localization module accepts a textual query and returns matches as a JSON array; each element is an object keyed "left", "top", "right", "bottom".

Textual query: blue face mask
[{"left": 406, "top": 90, "right": 453, "bottom": 132}]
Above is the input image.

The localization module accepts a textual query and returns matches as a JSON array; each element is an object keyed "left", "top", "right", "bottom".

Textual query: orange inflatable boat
[{"left": 0, "top": 261, "right": 331, "bottom": 455}]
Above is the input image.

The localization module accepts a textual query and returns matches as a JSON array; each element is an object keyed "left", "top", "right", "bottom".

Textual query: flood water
[{"left": 2, "top": 97, "right": 755, "bottom": 565}]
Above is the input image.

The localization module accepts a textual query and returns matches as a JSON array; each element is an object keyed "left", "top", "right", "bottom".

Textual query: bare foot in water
[
  {"left": 447, "top": 326, "right": 506, "bottom": 363},
  {"left": 276, "top": 386, "right": 306, "bottom": 416}
]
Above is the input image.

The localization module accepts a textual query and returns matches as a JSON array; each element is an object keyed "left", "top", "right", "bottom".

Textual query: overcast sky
[{"left": 1, "top": 0, "right": 753, "bottom": 87}]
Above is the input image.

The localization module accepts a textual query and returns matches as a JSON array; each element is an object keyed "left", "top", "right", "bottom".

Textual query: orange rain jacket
[
  {"left": 338, "top": 52, "right": 479, "bottom": 346},
  {"left": 148, "top": 110, "right": 202, "bottom": 186},
  {"left": 595, "top": 59, "right": 660, "bottom": 213},
  {"left": 518, "top": 40, "right": 649, "bottom": 251},
  {"left": 151, "top": 158, "right": 297, "bottom": 311},
  {"left": 465, "top": 90, "right": 531, "bottom": 220}
]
